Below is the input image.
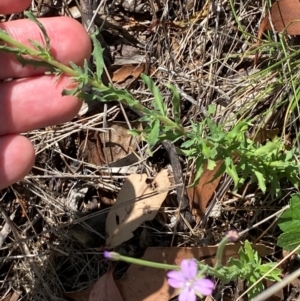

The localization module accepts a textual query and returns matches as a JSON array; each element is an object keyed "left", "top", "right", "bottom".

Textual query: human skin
[{"left": 0, "top": 0, "right": 91, "bottom": 189}]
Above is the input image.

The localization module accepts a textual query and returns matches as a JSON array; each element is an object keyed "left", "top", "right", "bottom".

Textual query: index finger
[
  {"left": 0, "top": 0, "right": 31, "bottom": 14},
  {"left": 0, "top": 17, "right": 92, "bottom": 79}
]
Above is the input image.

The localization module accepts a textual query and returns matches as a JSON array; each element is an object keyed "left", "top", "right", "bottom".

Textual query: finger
[
  {"left": 0, "top": 135, "right": 34, "bottom": 190},
  {"left": 0, "top": 17, "right": 91, "bottom": 79},
  {"left": 0, "top": 75, "right": 82, "bottom": 135},
  {"left": 0, "top": 0, "right": 31, "bottom": 14}
]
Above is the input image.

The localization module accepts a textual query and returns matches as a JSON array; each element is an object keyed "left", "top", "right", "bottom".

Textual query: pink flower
[{"left": 167, "top": 259, "right": 214, "bottom": 301}]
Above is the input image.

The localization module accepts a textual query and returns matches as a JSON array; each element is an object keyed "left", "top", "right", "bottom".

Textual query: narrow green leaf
[
  {"left": 127, "top": 129, "right": 142, "bottom": 137},
  {"left": 147, "top": 119, "right": 160, "bottom": 147},
  {"left": 254, "top": 140, "right": 282, "bottom": 156},
  {"left": 179, "top": 148, "right": 197, "bottom": 156},
  {"left": 25, "top": 11, "right": 50, "bottom": 51},
  {"left": 91, "top": 30, "right": 104, "bottom": 81},
  {"left": 62, "top": 86, "right": 81, "bottom": 96},
  {"left": 254, "top": 169, "right": 266, "bottom": 193},
  {"left": 224, "top": 157, "right": 239, "bottom": 188},
  {"left": 181, "top": 138, "right": 196, "bottom": 149},
  {"left": 190, "top": 157, "right": 204, "bottom": 186},
  {"left": 141, "top": 73, "right": 166, "bottom": 116},
  {"left": 16, "top": 56, "right": 55, "bottom": 70}
]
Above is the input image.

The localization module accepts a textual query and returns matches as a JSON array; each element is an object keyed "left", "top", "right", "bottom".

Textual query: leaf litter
[
  {"left": 106, "top": 169, "right": 171, "bottom": 248},
  {"left": 67, "top": 244, "right": 272, "bottom": 301}
]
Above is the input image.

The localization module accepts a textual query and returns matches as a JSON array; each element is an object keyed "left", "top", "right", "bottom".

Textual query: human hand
[{"left": 0, "top": 0, "right": 91, "bottom": 189}]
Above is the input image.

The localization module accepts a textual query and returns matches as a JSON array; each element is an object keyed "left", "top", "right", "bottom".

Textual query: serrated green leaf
[
  {"left": 290, "top": 195, "right": 300, "bottom": 220},
  {"left": 279, "top": 220, "right": 300, "bottom": 233},
  {"left": 238, "top": 249, "right": 248, "bottom": 263},
  {"left": 278, "top": 194, "right": 300, "bottom": 230},
  {"left": 277, "top": 194, "right": 300, "bottom": 251},
  {"left": 69, "top": 61, "right": 83, "bottom": 73},
  {"left": 247, "top": 280, "right": 264, "bottom": 299},
  {"left": 277, "top": 229, "right": 300, "bottom": 251},
  {"left": 228, "top": 258, "right": 243, "bottom": 270},
  {"left": 259, "top": 264, "right": 281, "bottom": 282},
  {"left": 91, "top": 30, "right": 104, "bottom": 81}
]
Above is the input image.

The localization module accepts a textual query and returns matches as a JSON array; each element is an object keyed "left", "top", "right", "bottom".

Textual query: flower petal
[
  {"left": 167, "top": 270, "right": 185, "bottom": 288},
  {"left": 103, "top": 251, "right": 112, "bottom": 259},
  {"left": 194, "top": 278, "right": 215, "bottom": 296},
  {"left": 180, "top": 259, "right": 197, "bottom": 279},
  {"left": 179, "top": 286, "right": 196, "bottom": 301}
]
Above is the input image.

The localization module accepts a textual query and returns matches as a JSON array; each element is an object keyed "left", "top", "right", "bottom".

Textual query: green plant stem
[
  {"left": 0, "top": 30, "right": 186, "bottom": 135},
  {"left": 214, "top": 237, "right": 230, "bottom": 269},
  {"left": 0, "top": 29, "right": 292, "bottom": 181},
  {"left": 107, "top": 251, "right": 180, "bottom": 270},
  {"left": 0, "top": 30, "right": 78, "bottom": 77},
  {"left": 107, "top": 251, "right": 233, "bottom": 281}
]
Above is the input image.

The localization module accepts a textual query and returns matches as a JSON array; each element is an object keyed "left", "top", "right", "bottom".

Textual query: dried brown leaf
[
  {"left": 256, "top": 0, "right": 300, "bottom": 64},
  {"left": 65, "top": 269, "right": 123, "bottom": 301},
  {"left": 187, "top": 160, "right": 223, "bottom": 218},
  {"left": 81, "top": 122, "right": 142, "bottom": 166},
  {"left": 251, "top": 128, "right": 279, "bottom": 143},
  {"left": 263, "top": 0, "right": 300, "bottom": 35},
  {"left": 112, "top": 64, "right": 144, "bottom": 83},
  {"left": 105, "top": 170, "right": 171, "bottom": 248},
  {"left": 89, "top": 269, "right": 124, "bottom": 301},
  {"left": 100, "top": 122, "right": 142, "bottom": 163},
  {"left": 65, "top": 287, "right": 92, "bottom": 301}
]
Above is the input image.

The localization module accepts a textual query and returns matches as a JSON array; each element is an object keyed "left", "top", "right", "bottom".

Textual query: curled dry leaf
[{"left": 105, "top": 170, "right": 171, "bottom": 248}]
